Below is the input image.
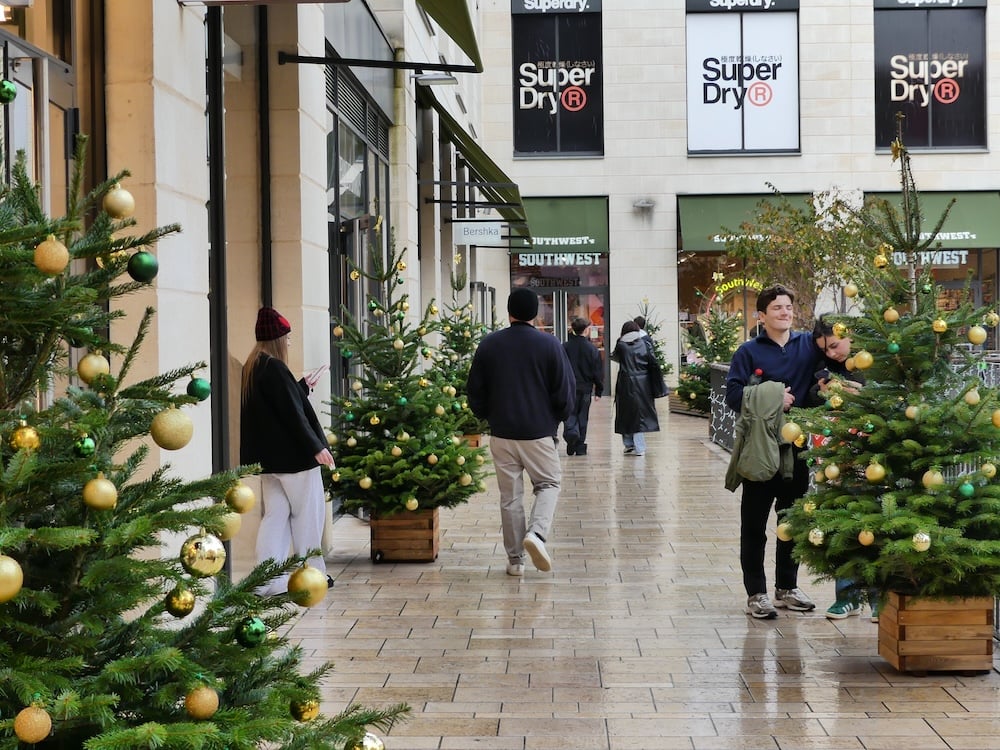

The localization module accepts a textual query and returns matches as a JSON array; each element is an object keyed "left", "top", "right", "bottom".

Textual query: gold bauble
[
  {"left": 883, "top": 307, "right": 899, "bottom": 323},
  {"left": 333, "top": 325, "right": 344, "bottom": 337},
  {"left": 95, "top": 248, "right": 129, "bottom": 270},
  {"left": 456, "top": 455, "right": 466, "bottom": 465},
  {"left": 828, "top": 394, "right": 844, "bottom": 409},
  {"left": 217, "top": 510, "right": 242, "bottom": 541},
  {"left": 845, "top": 357, "right": 855, "bottom": 371},
  {"left": 858, "top": 529, "right": 875, "bottom": 546},
  {"left": 346, "top": 436, "right": 357, "bottom": 447},
  {"left": 0, "top": 554, "right": 24, "bottom": 602},
  {"left": 10, "top": 421, "right": 40, "bottom": 451},
  {"left": 165, "top": 585, "right": 196, "bottom": 617},
  {"left": 982, "top": 462, "right": 997, "bottom": 479},
  {"left": 932, "top": 318, "right": 948, "bottom": 333},
  {"left": 77, "top": 352, "right": 110, "bottom": 384},
  {"left": 780, "top": 421, "right": 802, "bottom": 443},
  {"left": 459, "top": 473, "right": 473, "bottom": 486},
  {"left": 865, "top": 462, "right": 886, "bottom": 483},
  {"left": 349, "top": 733, "right": 386, "bottom": 750},
  {"left": 905, "top": 405, "right": 919, "bottom": 420},
  {"left": 225, "top": 482, "right": 256, "bottom": 514},
  {"left": 814, "top": 469, "right": 826, "bottom": 484},
  {"left": 823, "top": 463, "right": 840, "bottom": 480},
  {"left": 34, "top": 234, "right": 69, "bottom": 275},
  {"left": 327, "top": 432, "right": 338, "bottom": 446},
  {"left": 427, "top": 454, "right": 438, "bottom": 465},
  {"left": 985, "top": 311, "right": 1000, "bottom": 328},
  {"left": 912, "top": 532, "right": 931, "bottom": 552},
  {"left": 873, "top": 253, "right": 889, "bottom": 268},
  {"left": 351, "top": 380, "right": 363, "bottom": 392},
  {"left": 853, "top": 350, "right": 874, "bottom": 369},
  {"left": 965, "top": 389, "right": 981, "bottom": 406},
  {"left": 922, "top": 469, "right": 944, "bottom": 489},
  {"left": 803, "top": 501, "right": 817, "bottom": 514},
  {"left": 398, "top": 431, "right": 410, "bottom": 442},
  {"left": 287, "top": 563, "right": 328, "bottom": 607},
  {"left": 290, "top": 698, "right": 320, "bottom": 722},
  {"left": 359, "top": 476, "right": 373, "bottom": 489},
  {"left": 350, "top": 269, "right": 361, "bottom": 281},
  {"left": 843, "top": 282, "right": 858, "bottom": 298},
  {"left": 832, "top": 322, "right": 848, "bottom": 338},
  {"left": 793, "top": 433, "right": 806, "bottom": 448},
  {"left": 430, "top": 304, "right": 438, "bottom": 315},
  {"left": 331, "top": 471, "right": 341, "bottom": 482},
  {"left": 775, "top": 522, "right": 793, "bottom": 542},
  {"left": 103, "top": 183, "right": 135, "bottom": 219},
  {"left": 83, "top": 472, "right": 118, "bottom": 510},
  {"left": 993, "top": 409, "right": 1000, "bottom": 428},
  {"left": 391, "top": 445, "right": 402, "bottom": 457},
  {"left": 434, "top": 404, "right": 445, "bottom": 415},
  {"left": 14, "top": 705, "right": 52, "bottom": 744},
  {"left": 405, "top": 497, "right": 419, "bottom": 511},
  {"left": 180, "top": 531, "right": 227, "bottom": 577},
  {"left": 968, "top": 325, "right": 988, "bottom": 345},
  {"left": 392, "top": 339, "right": 404, "bottom": 350},
  {"left": 808, "top": 528, "right": 825, "bottom": 546},
  {"left": 184, "top": 686, "right": 219, "bottom": 720},
  {"left": 397, "top": 261, "right": 406, "bottom": 271},
  {"left": 369, "top": 415, "right": 380, "bottom": 426},
  {"left": 151, "top": 406, "right": 194, "bottom": 450}
]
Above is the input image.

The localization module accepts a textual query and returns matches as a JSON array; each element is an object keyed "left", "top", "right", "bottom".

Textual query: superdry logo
[
  {"left": 701, "top": 57, "right": 783, "bottom": 110},
  {"left": 519, "top": 62, "right": 597, "bottom": 114},
  {"left": 709, "top": 0, "right": 774, "bottom": 9},
  {"left": 889, "top": 54, "right": 968, "bottom": 107},
  {"left": 520, "top": 0, "right": 589, "bottom": 10}
]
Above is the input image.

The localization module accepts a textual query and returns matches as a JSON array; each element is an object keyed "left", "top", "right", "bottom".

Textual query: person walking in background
[
  {"left": 467, "top": 288, "right": 576, "bottom": 576},
  {"left": 240, "top": 307, "right": 335, "bottom": 595},
  {"left": 725, "top": 285, "right": 820, "bottom": 619},
  {"left": 610, "top": 320, "right": 660, "bottom": 457},
  {"left": 563, "top": 316, "right": 603, "bottom": 456}
]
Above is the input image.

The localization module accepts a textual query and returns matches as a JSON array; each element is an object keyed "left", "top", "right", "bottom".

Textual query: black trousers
[
  {"left": 740, "top": 457, "right": 809, "bottom": 596},
  {"left": 562, "top": 390, "right": 593, "bottom": 448}
]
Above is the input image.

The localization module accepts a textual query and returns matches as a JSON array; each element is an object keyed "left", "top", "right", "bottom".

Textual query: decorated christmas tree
[
  {"left": 428, "top": 262, "right": 492, "bottom": 437},
  {"left": 327, "top": 241, "right": 490, "bottom": 519},
  {"left": 0, "top": 141, "right": 405, "bottom": 749},
  {"left": 781, "top": 132, "right": 1000, "bottom": 601},
  {"left": 674, "top": 298, "right": 741, "bottom": 413}
]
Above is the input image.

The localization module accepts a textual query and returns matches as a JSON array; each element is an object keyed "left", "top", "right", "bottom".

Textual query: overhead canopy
[
  {"left": 416, "top": 0, "right": 483, "bottom": 72},
  {"left": 677, "top": 194, "right": 810, "bottom": 252},
  {"left": 419, "top": 89, "right": 528, "bottom": 239},
  {"left": 523, "top": 197, "right": 609, "bottom": 254},
  {"left": 866, "top": 192, "right": 1000, "bottom": 249}
]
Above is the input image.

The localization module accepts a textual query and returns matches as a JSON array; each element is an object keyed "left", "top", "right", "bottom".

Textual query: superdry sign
[
  {"left": 686, "top": 9, "right": 799, "bottom": 152},
  {"left": 512, "top": 0, "right": 601, "bottom": 12},
  {"left": 512, "top": 11, "right": 604, "bottom": 155},
  {"left": 874, "top": 4, "right": 985, "bottom": 148},
  {"left": 685, "top": 0, "right": 799, "bottom": 10}
]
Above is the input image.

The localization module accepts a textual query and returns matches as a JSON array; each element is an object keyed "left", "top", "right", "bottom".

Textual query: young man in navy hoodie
[
  {"left": 725, "top": 285, "right": 820, "bottom": 619},
  {"left": 467, "top": 288, "right": 576, "bottom": 576}
]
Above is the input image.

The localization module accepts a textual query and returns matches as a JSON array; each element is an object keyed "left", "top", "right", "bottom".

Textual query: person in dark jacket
[
  {"left": 240, "top": 307, "right": 335, "bottom": 595},
  {"left": 562, "top": 316, "right": 604, "bottom": 456},
  {"left": 466, "top": 288, "right": 576, "bottom": 576},
  {"left": 725, "top": 285, "right": 820, "bottom": 619},
  {"left": 610, "top": 320, "right": 660, "bottom": 457}
]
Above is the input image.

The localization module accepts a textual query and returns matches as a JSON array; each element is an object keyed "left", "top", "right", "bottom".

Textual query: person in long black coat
[{"left": 610, "top": 320, "right": 660, "bottom": 456}]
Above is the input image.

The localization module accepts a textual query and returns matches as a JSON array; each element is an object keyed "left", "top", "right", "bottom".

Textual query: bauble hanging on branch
[
  {"left": 77, "top": 352, "right": 110, "bottom": 385},
  {"left": 82, "top": 472, "right": 118, "bottom": 510},
  {"left": 14, "top": 704, "right": 52, "bottom": 744},
  {"left": 224, "top": 482, "right": 256, "bottom": 513},
  {"left": 151, "top": 405, "right": 193, "bottom": 450},
  {"left": 187, "top": 376, "right": 212, "bottom": 401},
  {"left": 0, "top": 554, "right": 24, "bottom": 602},
  {"left": 10, "top": 420, "right": 40, "bottom": 451},
  {"left": 165, "top": 585, "right": 196, "bottom": 618},
  {"left": 127, "top": 250, "right": 159, "bottom": 283},
  {"left": 179, "top": 530, "right": 227, "bottom": 578},
  {"left": 103, "top": 182, "right": 135, "bottom": 219},
  {"left": 290, "top": 698, "right": 320, "bottom": 722},
  {"left": 184, "top": 685, "right": 219, "bottom": 720},
  {"left": 33, "top": 234, "right": 69, "bottom": 275},
  {"left": 287, "top": 563, "right": 327, "bottom": 607}
]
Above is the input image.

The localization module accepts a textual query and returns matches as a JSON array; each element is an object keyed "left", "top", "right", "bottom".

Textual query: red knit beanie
[{"left": 255, "top": 307, "right": 291, "bottom": 341}]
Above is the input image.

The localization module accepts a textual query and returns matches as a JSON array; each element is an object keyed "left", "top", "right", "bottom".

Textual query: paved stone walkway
[{"left": 240, "top": 400, "right": 1000, "bottom": 750}]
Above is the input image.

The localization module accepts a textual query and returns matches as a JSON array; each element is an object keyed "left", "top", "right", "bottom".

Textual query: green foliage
[
  {"left": 634, "top": 300, "right": 673, "bottom": 378},
  {"left": 782, "top": 137, "right": 1000, "bottom": 600},
  {"left": 327, "top": 241, "right": 490, "bottom": 517},
  {"left": 0, "top": 138, "right": 407, "bottom": 748},
  {"left": 674, "top": 301, "right": 741, "bottom": 413}
]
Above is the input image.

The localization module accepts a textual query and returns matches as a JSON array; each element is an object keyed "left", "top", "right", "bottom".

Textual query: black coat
[
  {"left": 240, "top": 353, "right": 328, "bottom": 473},
  {"left": 564, "top": 333, "right": 604, "bottom": 396},
  {"left": 610, "top": 331, "right": 660, "bottom": 435}
]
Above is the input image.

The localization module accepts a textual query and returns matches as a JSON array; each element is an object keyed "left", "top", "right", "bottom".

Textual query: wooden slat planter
[
  {"left": 370, "top": 507, "right": 439, "bottom": 563},
  {"left": 878, "top": 592, "right": 994, "bottom": 673},
  {"left": 462, "top": 434, "right": 482, "bottom": 448},
  {"left": 668, "top": 392, "right": 709, "bottom": 418}
]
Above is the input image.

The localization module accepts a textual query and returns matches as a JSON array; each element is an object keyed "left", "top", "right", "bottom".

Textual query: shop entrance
[{"left": 533, "top": 287, "right": 610, "bottom": 390}]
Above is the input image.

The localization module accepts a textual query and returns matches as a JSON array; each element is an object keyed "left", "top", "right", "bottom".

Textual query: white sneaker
[
  {"left": 506, "top": 563, "right": 524, "bottom": 577},
  {"left": 523, "top": 531, "right": 552, "bottom": 572}
]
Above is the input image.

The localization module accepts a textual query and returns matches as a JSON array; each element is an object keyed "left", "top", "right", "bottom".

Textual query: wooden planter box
[
  {"left": 370, "top": 507, "right": 439, "bottom": 563},
  {"left": 878, "top": 592, "right": 994, "bottom": 673},
  {"left": 668, "top": 392, "right": 709, "bottom": 418},
  {"left": 462, "top": 434, "right": 482, "bottom": 448}
]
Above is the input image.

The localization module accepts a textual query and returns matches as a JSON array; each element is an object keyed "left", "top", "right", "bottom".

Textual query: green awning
[
  {"left": 867, "top": 192, "right": 1000, "bottom": 249},
  {"left": 419, "top": 89, "right": 528, "bottom": 239},
  {"left": 677, "top": 194, "right": 810, "bottom": 252},
  {"left": 416, "top": 0, "right": 483, "bottom": 72},
  {"left": 523, "top": 197, "right": 609, "bottom": 254}
]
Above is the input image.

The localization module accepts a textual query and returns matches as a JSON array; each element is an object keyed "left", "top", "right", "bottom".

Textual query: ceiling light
[{"left": 412, "top": 72, "right": 458, "bottom": 86}]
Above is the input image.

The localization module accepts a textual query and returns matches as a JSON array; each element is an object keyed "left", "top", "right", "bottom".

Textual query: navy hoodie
[{"left": 726, "top": 330, "right": 820, "bottom": 413}]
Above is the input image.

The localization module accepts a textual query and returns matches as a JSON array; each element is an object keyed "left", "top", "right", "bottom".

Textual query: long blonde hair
[{"left": 241, "top": 335, "right": 289, "bottom": 405}]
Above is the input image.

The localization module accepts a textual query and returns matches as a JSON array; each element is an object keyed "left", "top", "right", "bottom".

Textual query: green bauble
[
  {"left": 187, "top": 377, "right": 211, "bottom": 401},
  {"left": 127, "top": 250, "right": 159, "bottom": 283},
  {"left": 397, "top": 397, "right": 408, "bottom": 406},
  {"left": 235, "top": 615, "right": 267, "bottom": 646},
  {"left": 0, "top": 79, "right": 16, "bottom": 104},
  {"left": 74, "top": 435, "right": 96, "bottom": 457}
]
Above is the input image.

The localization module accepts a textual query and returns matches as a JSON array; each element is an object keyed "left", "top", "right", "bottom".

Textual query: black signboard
[
  {"left": 874, "top": 6, "right": 985, "bottom": 149},
  {"left": 685, "top": 0, "right": 799, "bottom": 11},
  {"left": 512, "top": 13, "right": 604, "bottom": 155}
]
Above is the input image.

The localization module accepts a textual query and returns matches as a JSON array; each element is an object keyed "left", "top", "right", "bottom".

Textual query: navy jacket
[
  {"left": 564, "top": 333, "right": 604, "bottom": 396},
  {"left": 466, "top": 322, "right": 576, "bottom": 440},
  {"left": 725, "top": 330, "right": 820, "bottom": 413},
  {"left": 240, "top": 353, "right": 328, "bottom": 473}
]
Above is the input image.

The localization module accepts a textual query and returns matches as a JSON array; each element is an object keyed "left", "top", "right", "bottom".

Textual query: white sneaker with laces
[
  {"left": 506, "top": 563, "right": 524, "bottom": 577},
  {"left": 746, "top": 593, "right": 778, "bottom": 619},
  {"left": 523, "top": 531, "right": 552, "bottom": 572}
]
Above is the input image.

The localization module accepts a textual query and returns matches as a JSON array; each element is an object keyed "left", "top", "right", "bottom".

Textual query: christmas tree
[
  {"left": 327, "top": 241, "right": 490, "bottom": 518},
  {"left": 674, "top": 297, "right": 741, "bottom": 413},
  {"left": 428, "top": 261, "right": 492, "bottom": 437},
  {"left": 781, "top": 131, "right": 1000, "bottom": 601},
  {"left": 0, "top": 141, "right": 405, "bottom": 748}
]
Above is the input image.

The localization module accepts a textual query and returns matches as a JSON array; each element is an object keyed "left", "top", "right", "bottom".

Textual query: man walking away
[{"left": 562, "top": 316, "right": 603, "bottom": 455}]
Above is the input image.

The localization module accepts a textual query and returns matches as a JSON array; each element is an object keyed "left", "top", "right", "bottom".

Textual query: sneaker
[
  {"left": 623, "top": 447, "right": 635, "bottom": 455},
  {"left": 576, "top": 444, "right": 587, "bottom": 455},
  {"left": 631, "top": 452, "right": 644, "bottom": 457},
  {"left": 774, "top": 588, "right": 816, "bottom": 611},
  {"left": 523, "top": 531, "right": 552, "bottom": 572},
  {"left": 327, "top": 575, "right": 335, "bottom": 588},
  {"left": 825, "top": 600, "right": 860, "bottom": 620},
  {"left": 506, "top": 562, "right": 525, "bottom": 577},
  {"left": 746, "top": 593, "right": 778, "bottom": 619}
]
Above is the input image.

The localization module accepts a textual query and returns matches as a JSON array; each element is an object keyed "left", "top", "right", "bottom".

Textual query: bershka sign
[
  {"left": 873, "top": 4, "right": 985, "bottom": 148},
  {"left": 685, "top": 0, "right": 799, "bottom": 10},
  {"left": 512, "top": 0, "right": 601, "bottom": 12},
  {"left": 453, "top": 221, "right": 504, "bottom": 247},
  {"left": 686, "top": 9, "right": 799, "bottom": 152}
]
